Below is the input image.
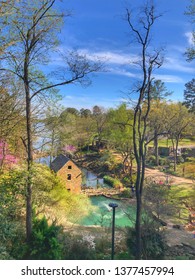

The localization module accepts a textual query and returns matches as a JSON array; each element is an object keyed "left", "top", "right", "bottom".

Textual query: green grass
[{"left": 148, "top": 138, "right": 195, "bottom": 147}]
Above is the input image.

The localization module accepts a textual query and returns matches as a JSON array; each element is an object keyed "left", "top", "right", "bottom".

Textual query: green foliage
[
  {"left": 183, "top": 79, "right": 195, "bottom": 112},
  {"left": 0, "top": 169, "right": 25, "bottom": 217},
  {"left": 0, "top": 245, "right": 13, "bottom": 260},
  {"left": 115, "top": 251, "right": 133, "bottom": 260},
  {"left": 169, "top": 185, "right": 195, "bottom": 210},
  {"left": 103, "top": 175, "right": 123, "bottom": 189},
  {"left": 146, "top": 155, "right": 156, "bottom": 166},
  {"left": 0, "top": 168, "right": 26, "bottom": 259},
  {"left": 147, "top": 155, "right": 171, "bottom": 168},
  {"left": 121, "top": 188, "right": 133, "bottom": 198},
  {"left": 25, "top": 216, "right": 63, "bottom": 260},
  {"left": 0, "top": 164, "right": 94, "bottom": 259},
  {"left": 177, "top": 156, "right": 184, "bottom": 164},
  {"left": 95, "top": 236, "right": 111, "bottom": 259},
  {"left": 143, "top": 179, "right": 174, "bottom": 219},
  {"left": 185, "top": 156, "right": 195, "bottom": 162},
  {"left": 159, "top": 157, "right": 170, "bottom": 166},
  {"left": 126, "top": 219, "right": 167, "bottom": 260},
  {"left": 99, "top": 151, "right": 117, "bottom": 171},
  {"left": 30, "top": 163, "right": 93, "bottom": 224}
]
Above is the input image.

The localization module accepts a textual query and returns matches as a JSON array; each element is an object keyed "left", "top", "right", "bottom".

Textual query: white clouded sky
[{"left": 55, "top": 0, "right": 195, "bottom": 109}]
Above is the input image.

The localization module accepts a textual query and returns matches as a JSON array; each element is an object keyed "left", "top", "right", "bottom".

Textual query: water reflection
[{"left": 81, "top": 168, "right": 110, "bottom": 189}]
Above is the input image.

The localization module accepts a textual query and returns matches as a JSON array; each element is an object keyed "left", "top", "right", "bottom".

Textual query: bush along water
[{"left": 103, "top": 175, "right": 123, "bottom": 189}]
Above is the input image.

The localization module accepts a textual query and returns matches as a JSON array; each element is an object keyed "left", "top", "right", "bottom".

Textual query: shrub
[
  {"left": 177, "top": 156, "right": 184, "bottom": 164},
  {"left": 123, "top": 174, "right": 136, "bottom": 185},
  {"left": 25, "top": 216, "right": 63, "bottom": 260},
  {"left": 126, "top": 219, "right": 167, "bottom": 260},
  {"left": 185, "top": 157, "right": 195, "bottom": 163},
  {"left": 62, "top": 234, "right": 96, "bottom": 260},
  {"left": 0, "top": 169, "right": 26, "bottom": 259},
  {"left": 159, "top": 157, "right": 170, "bottom": 166},
  {"left": 103, "top": 175, "right": 123, "bottom": 189},
  {"left": 121, "top": 188, "right": 133, "bottom": 198},
  {"left": 146, "top": 155, "right": 156, "bottom": 166},
  {"left": 115, "top": 251, "right": 132, "bottom": 260},
  {"left": 95, "top": 236, "right": 111, "bottom": 260},
  {"left": 113, "top": 163, "right": 123, "bottom": 174}
]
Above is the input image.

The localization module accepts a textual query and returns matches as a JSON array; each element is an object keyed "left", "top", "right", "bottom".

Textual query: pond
[
  {"left": 80, "top": 169, "right": 135, "bottom": 227},
  {"left": 79, "top": 195, "right": 135, "bottom": 227},
  {"left": 81, "top": 168, "right": 111, "bottom": 189}
]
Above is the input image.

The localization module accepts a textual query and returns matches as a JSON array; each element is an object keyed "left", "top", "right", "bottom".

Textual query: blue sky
[{"left": 53, "top": 0, "right": 195, "bottom": 109}]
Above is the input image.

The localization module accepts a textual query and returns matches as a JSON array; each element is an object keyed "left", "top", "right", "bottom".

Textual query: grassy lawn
[
  {"left": 168, "top": 184, "right": 194, "bottom": 222},
  {"left": 176, "top": 162, "right": 195, "bottom": 179},
  {"left": 148, "top": 138, "right": 195, "bottom": 147}
]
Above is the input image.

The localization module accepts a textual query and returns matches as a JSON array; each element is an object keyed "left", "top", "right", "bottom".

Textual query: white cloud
[
  {"left": 78, "top": 49, "right": 139, "bottom": 65},
  {"left": 185, "top": 32, "right": 194, "bottom": 45},
  {"left": 162, "top": 56, "right": 195, "bottom": 74},
  {"left": 64, "top": 95, "right": 73, "bottom": 99},
  {"left": 153, "top": 74, "right": 184, "bottom": 83},
  {"left": 108, "top": 67, "right": 139, "bottom": 78},
  {"left": 49, "top": 45, "right": 195, "bottom": 85}
]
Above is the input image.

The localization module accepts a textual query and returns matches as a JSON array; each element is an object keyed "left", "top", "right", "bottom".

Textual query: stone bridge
[{"left": 81, "top": 188, "right": 121, "bottom": 197}]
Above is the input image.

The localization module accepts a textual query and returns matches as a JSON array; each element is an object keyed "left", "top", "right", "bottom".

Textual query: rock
[{"left": 172, "top": 224, "right": 181, "bottom": 229}]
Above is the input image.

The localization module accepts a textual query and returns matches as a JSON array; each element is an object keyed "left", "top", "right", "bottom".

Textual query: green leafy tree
[
  {"left": 43, "top": 105, "right": 64, "bottom": 164},
  {"left": 92, "top": 105, "right": 108, "bottom": 150},
  {"left": 165, "top": 103, "right": 193, "bottom": 171},
  {"left": 147, "top": 100, "right": 169, "bottom": 166},
  {"left": 0, "top": 1, "right": 16, "bottom": 57},
  {"left": 107, "top": 104, "right": 134, "bottom": 176},
  {"left": 185, "top": 0, "right": 195, "bottom": 61},
  {"left": 147, "top": 80, "right": 172, "bottom": 165},
  {"left": 0, "top": 0, "right": 101, "bottom": 241}
]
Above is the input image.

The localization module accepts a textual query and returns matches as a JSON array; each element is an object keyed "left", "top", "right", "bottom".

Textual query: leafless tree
[{"left": 125, "top": 2, "right": 164, "bottom": 259}]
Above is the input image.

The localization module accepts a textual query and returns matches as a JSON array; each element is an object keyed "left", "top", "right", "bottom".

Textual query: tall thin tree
[
  {"left": 0, "top": 0, "right": 101, "bottom": 241},
  {"left": 125, "top": 2, "right": 164, "bottom": 259}
]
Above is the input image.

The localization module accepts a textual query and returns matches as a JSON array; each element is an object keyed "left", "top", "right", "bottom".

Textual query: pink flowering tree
[
  {"left": 0, "top": 140, "right": 18, "bottom": 169},
  {"left": 61, "top": 145, "right": 77, "bottom": 157},
  {"left": 143, "top": 178, "right": 175, "bottom": 221}
]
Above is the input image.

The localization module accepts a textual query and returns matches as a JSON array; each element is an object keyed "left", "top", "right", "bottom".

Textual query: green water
[{"left": 79, "top": 196, "right": 135, "bottom": 227}]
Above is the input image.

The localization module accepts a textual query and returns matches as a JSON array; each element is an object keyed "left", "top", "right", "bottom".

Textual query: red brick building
[{"left": 51, "top": 154, "right": 82, "bottom": 193}]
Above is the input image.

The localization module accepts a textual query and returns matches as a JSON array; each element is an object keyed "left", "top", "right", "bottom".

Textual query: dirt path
[
  {"left": 112, "top": 150, "right": 194, "bottom": 186},
  {"left": 145, "top": 167, "right": 194, "bottom": 186},
  {"left": 145, "top": 167, "right": 195, "bottom": 250}
]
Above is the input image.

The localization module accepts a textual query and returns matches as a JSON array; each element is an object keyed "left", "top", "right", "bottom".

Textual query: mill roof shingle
[{"left": 50, "top": 154, "right": 70, "bottom": 172}]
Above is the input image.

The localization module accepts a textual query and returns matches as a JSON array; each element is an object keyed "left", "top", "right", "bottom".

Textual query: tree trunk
[
  {"left": 154, "top": 129, "right": 159, "bottom": 166},
  {"left": 24, "top": 52, "right": 33, "bottom": 241},
  {"left": 175, "top": 137, "right": 180, "bottom": 172},
  {"left": 171, "top": 138, "right": 176, "bottom": 172},
  {"left": 135, "top": 188, "right": 142, "bottom": 259},
  {"left": 25, "top": 92, "right": 33, "bottom": 241},
  {"left": 129, "top": 158, "right": 133, "bottom": 180}
]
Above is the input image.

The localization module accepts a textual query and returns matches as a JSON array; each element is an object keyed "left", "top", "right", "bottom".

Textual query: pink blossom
[
  {"left": 62, "top": 145, "right": 77, "bottom": 154},
  {"left": 0, "top": 140, "right": 18, "bottom": 166}
]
